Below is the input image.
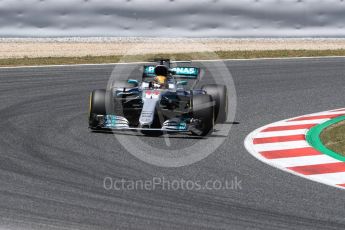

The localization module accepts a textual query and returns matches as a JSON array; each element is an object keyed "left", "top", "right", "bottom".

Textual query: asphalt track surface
[{"left": 1, "top": 57, "right": 345, "bottom": 230}]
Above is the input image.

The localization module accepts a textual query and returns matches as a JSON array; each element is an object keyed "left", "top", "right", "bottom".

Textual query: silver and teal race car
[{"left": 89, "top": 59, "right": 227, "bottom": 136}]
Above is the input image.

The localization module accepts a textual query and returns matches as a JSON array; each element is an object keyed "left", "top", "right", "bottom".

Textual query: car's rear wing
[{"left": 143, "top": 65, "right": 200, "bottom": 79}]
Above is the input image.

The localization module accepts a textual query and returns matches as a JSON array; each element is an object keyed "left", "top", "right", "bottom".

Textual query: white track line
[
  {"left": 255, "top": 129, "right": 308, "bottom": 138},
  {"left": 309, "top": 172, "right": 345, "bottom": 185},
  {"left": 253, "top": 141, "right": 310, "bottom": 152},
  {"left": 270, "top": 155, "right": 339, "bottom": 168},
  {"left": 271, "top": 119, "right": 329, "bottom": 126},
  {"left": 0, "top": 56, "right": 344, "bottom": 69},
  {"left": 303, "top": 111, "right": 345, "bottom": 116}
]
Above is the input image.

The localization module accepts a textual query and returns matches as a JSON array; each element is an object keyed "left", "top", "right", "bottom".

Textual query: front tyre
[
  {"left": 89, "top": 89, "right": 106, "bottom": 130},
  {"left": 202, "top": 84, "right": 228, "bottom": 123},
  {"left": 191, "top": 94, "right": 214, "bottom": 136}
]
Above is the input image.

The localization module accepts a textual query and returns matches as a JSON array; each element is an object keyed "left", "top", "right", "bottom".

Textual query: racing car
[{"left": 89, "top": 59, "right": 227, "bottom": 136}]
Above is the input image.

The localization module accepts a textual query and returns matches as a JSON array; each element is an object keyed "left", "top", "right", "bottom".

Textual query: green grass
[
  {"left": 1, "top": 49, "right": 345, "bottom": 66},
  {"left": 320, "top": 120, "right": 345, "bottom": 156}
]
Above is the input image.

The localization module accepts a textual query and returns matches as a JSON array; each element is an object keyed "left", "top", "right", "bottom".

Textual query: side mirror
[
  {"left": 177, "top": 80, "right": 187, "bottom": 86},
  {"left": 127, "top": 79, "right": 139, "bottom": 87}
]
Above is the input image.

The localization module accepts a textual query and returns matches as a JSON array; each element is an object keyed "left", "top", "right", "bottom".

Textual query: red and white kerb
[{"left": 245, "top": 108, "right": 345, "bottom": 189}]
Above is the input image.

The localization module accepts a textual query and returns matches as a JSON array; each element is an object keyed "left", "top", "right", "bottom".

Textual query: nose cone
[
  {"left": 139, "top": 98, "right": 159, "bottom": 126},
  {"left": 140, "top": 111, "right": 154, "bottom": 126}
]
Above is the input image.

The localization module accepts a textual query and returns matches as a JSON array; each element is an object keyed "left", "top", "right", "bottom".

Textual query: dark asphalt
[{"left": 0, "top": 57, "right": 345, "bottom": 230}]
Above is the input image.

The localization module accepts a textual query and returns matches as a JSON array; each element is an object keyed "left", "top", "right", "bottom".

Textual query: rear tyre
[
  {"left": 191, "top": 94, "right": 214, "bottom": 136},
  {"left": 89, "top": 89, "right": 106, "bottom": 130},
  {"left": 202, "top": 84, "right": 227, "bottom": 123}
]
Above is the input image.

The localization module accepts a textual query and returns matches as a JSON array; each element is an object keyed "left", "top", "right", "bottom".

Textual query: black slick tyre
[
  {"left": 191, "top": 94, "right": 214, "bottom": 136},
  {"left": 201, "top": 84, "right": 227, "bottom": 123}
]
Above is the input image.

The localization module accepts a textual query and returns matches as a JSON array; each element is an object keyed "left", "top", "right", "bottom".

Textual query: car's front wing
[{"left": 89, "top": 115, "right": 202, "bottom": 135}]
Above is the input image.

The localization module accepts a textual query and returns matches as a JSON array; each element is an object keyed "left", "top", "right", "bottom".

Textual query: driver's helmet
[
  {"left": 154, "top": 65, "right": 169, "bottom": 87},
  {"left": 154, "top": 75, "right": 167, "bottom": 85}
]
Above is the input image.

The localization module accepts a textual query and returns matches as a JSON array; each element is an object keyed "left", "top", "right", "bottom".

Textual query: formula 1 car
[{"left": 89, "top": 59, "right": 227, "bottom": 136}]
